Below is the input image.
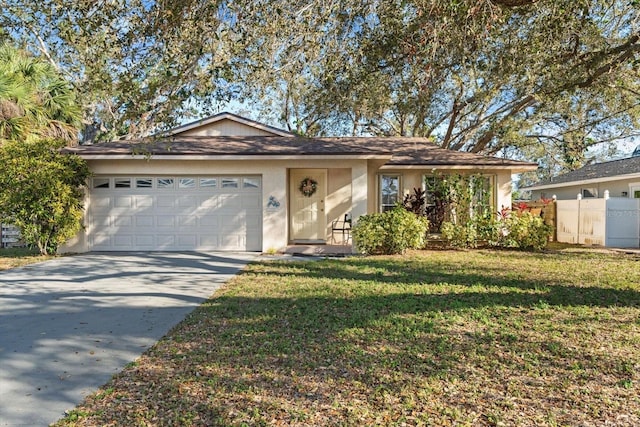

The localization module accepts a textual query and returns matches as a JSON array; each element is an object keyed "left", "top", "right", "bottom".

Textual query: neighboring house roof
[
  {"left": 523, "top": 155, "right": 640, "bottom": 190},
  {"left": 163, "top": 112, "right": 295, "bottom": 137},
  {"left": 65, "top": 136, "right": 537, "bottom": 172}
]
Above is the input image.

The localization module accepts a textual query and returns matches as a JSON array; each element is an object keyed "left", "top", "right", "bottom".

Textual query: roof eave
[
  {"left": 381, "top": 163, "right": 538, "bottom": 172},
  {"left": 522, "top": 171, "right": 640, "bottom": 191},
  {"left": 77, "top": 153, "right": 392, "bottom": 161}
]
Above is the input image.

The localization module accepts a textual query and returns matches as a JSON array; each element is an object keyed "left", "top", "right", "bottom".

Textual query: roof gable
[{"left": 166, "top": 112, "right": 294, "bottom": 137}]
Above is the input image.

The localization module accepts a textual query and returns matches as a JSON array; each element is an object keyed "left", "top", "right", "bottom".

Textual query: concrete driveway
[{"left": 0, "top": 252, "right": 256, "bottom": 426}]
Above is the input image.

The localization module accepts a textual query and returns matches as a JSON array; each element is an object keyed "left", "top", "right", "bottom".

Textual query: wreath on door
[{"left": 299, "top": 177, "right": 318, "bottom": 197}]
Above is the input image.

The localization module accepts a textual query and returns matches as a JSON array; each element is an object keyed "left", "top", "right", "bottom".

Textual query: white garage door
[{"left": 87, "top": 176, "right": 262, "bottom": 251}]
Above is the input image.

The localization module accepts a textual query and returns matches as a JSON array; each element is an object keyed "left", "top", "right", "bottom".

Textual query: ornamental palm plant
[{"left": 0, "top": 43, "right": 80, "bottom": 144}]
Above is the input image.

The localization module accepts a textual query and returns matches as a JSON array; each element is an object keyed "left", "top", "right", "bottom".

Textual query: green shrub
[
  {"left": 0, "top": 139, "right": 90, "bottom": 255},
  {"left": 498, "top": 211, "right": 553, "bottom": 250},
  {"left": 441, "top": 221, "right": 478, "bottom": 248},
  {"left": 441, "top": 211, "right": 553, "bottom": 251},
  {"left": 440, "top": 214, "right": 499, "bottom": 248},
  {"left": 353, "top": 206, "right": 429, "bottom": 255}
]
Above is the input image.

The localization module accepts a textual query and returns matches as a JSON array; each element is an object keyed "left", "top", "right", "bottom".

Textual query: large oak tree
[
  {"left": 227, "top": 0, "right": 640, "bottom": 176},
  {"left": 2, "top": 0, "right": 639, "bottom": 176}
]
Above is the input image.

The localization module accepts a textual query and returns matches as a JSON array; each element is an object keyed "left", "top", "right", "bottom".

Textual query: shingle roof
[
  {"left": 64, "top": 135, "right": 537, "bottom": 170},
  {"left": 526, "top": 155, "right": 640, "bottom": 189}
]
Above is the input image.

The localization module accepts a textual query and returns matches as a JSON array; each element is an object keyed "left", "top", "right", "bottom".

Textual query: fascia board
[{"left": 76, "top": 154, "right": 392, "bottom": 161}]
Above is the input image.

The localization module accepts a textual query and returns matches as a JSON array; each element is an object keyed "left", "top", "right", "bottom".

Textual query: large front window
[
  {"left": 380, "top": 175, "right": 400, "bottom": 212},
  {"left": 423, "top": 173, "right": 495, "bottom": 231}
]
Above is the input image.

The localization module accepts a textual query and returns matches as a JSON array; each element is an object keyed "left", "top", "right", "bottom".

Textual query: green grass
[
  {"left": 54, "top": 248, "right": 640, "bottom": 426},
  {"left": 0, "top": 247, "right": 51, "bottom": 270}
]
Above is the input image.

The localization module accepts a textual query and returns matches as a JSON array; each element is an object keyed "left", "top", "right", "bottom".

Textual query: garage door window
[
  {"left": 93, "top": 178, "right": 110, "bottom": 189},
  {"left": 157, "top": 178, "right": 174, "bottom": 189},
  {"left": 221, "top": 178, "right": 239, "bottom": 188},
  {"left": 115, "top": 178, "right": 131, "bottom": 188},
  {"left": 200, "top": 178, "right": 217, "bottom": 188},
  {"left": 179, "top": 178, "right": 196, "bottom": 188},
  {"left": 243, "top": 177, "right": 260, "bottom": 189},
  {"left": 136, "top": 178, "right": 152, "bottom": 188}
]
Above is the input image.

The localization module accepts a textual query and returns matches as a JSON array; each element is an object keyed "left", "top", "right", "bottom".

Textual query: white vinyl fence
[{"left": 556, "top": 198, "right": 640, "bottom": 248}]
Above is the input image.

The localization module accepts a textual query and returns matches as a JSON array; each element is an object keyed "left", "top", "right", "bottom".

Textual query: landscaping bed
[
  {"left": 55, "top": 248, "right": 640, "bottom": 426},
  {"left": 0, "top": 248, "right": 51, "bottom": 271}
]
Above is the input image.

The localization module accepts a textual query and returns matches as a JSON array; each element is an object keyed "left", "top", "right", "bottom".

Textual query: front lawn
[
  {"left": 56, "top": 249, "right": 640, "bottom": 426},
  {"left": 0, "top": 247, "right": 51, "bottom": 271}
]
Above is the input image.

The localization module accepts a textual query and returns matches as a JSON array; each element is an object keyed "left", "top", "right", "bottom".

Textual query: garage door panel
[
  {"left": 135, "top": 235, "right": 155, "bottom": 246},
  {"left": 219, "top": 194, "right": 241, "bottom": 208},
  {"left": 157, "top": 235, "right": 176, "bottom": 247},
  {"left": 177, "top": 235, "right": 197, "bottom": 247},
  {"left": 135, "top": 216, "right": 154, "bottom": 227},
  {"left": 88, "top": 175, "right": 262, "bottom": 251},
  {"left": 246, "top": 233, "right": 261, "bottom": 250},
  {"left": 136, "top": 196, "right": 154, "bottom": 208},
  {"left": 242, "top": 197, "right": 261, "bottom": 209},
  {"left": 199, "top": 234, "right": 219, "bottom": 247},
  {"left": 220, "top": 213, "right": 244, "bottom": 228},
  {"left": 157, "top": 216, "right": 176, "bottom": 227},
  {"left": 246, "top": 215, "right": 262, "bottom": 228},
  {"left": 113, "top": 216, "right": 133, "bottom": 228},
  {"left": 113, "top": 235, "right": 134, "bottom": 247},
  {"left": 157, "top": 196, "right": 175, "bottom": 208},
  {"left": 91, "top": 215, "right": 111, "bottom": 227},
  {"left": 92, "top": 197, "right": 111, "bottom": 209},
  {"left": 220, "top": 234, "right": 243, "bottom": 249},
  {"left": 178, "top": 216, "right": 197, "bottom": 227},
  {"left": 200, "top": 215, "right": 220, "bottom": 227},
  {"left": 91, "top": 234, "right": 112, "bottom": 248},
  {"left": 199, "top": 196, "right": 219, "bottom": 208},
  {"left": 114, "top": 196, "right": 134, "bottom": 208},
  {"left": 197, "top": 206, "right": 221, "bottom": 217},
  {"left": 177, "top": 195, "right": 198, "bottom": 208}
]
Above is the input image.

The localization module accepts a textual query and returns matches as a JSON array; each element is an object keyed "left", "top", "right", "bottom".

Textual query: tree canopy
[
  {"left": 227, "top": 0, "right": 640, "bottom": 176},
  {"left": 2, "top": 0, "right": 639, "bottom": 175}
]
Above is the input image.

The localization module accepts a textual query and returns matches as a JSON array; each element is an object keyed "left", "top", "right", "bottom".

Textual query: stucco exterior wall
[
  {"left": 325, "top": 169, "right": 352, "bottom": 235},
  {"left": 495, "top": 171, "right": 513, "bottom": 211}
]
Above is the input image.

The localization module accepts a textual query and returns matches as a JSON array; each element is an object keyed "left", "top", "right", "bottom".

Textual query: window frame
[
  {"left": 92, "top": 177, "right": 110, "bottom": 189},
  {"left": 156, "top": 177, "right": 175, "bottom": 189},
  {"left": 199, "top": 177, "right": 217, "bottom": 189},
  {"left": 178, "top": 177, "right": 196, "bottom": 189},
  {"left": 379, "top": 174, "right": 401, "bottom": 213},
  {"left": 221, "top": 177, "right": 239, "bottom": 189},
  {"left": 242, "top": 177, "right": 261, "bottom": 190},
  {"left": 135, "top": 178, "right": 153, "bottom": 189},
  {"left": 114, "top": 177, "right": 132, "bottom": 189}
]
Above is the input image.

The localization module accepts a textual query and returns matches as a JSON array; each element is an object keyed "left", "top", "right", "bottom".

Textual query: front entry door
[{"left": 290, "top": 169, "right": 327, "bottom": 242}]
